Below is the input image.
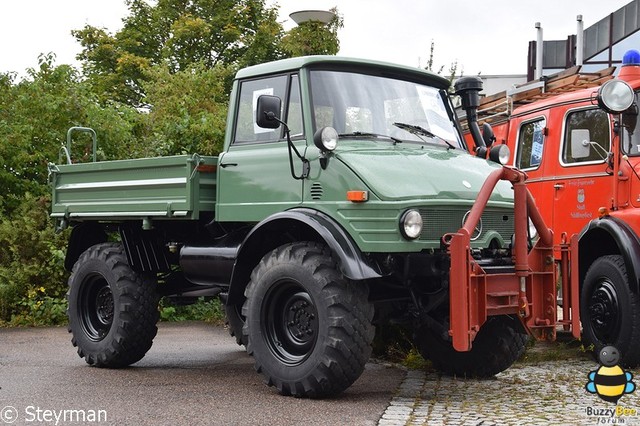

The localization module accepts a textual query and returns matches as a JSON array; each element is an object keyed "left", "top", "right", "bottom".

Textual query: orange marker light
[
  {"left": 347, "top": 190, "right": 368, "bottom": 202},
  {"left": 598, "top": 207, "right": 610, "bottom": 218},
  {"left": 196, "top": 164, "right": 217, "bottom": 173}
]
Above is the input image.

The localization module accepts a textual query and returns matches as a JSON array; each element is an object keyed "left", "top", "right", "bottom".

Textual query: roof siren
[{"left": 619, "top": 49, "right": 640, "bottom": 79}]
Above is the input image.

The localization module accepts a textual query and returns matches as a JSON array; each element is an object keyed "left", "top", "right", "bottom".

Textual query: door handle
[
  {"left": 220, "top": 163, "right": 238, "bottom": 168},
  {"left": 554, "top": 183, "right": 564, "bottom": 189}
]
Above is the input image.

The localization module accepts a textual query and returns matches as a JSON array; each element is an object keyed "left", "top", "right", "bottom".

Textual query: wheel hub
[
  {"left": 80, "top": 275, "right": 115, "bottom": 342},
  {"left": 96, "top": 286, "right": 114, "bottom": 325},
  {"left": 286, "top": 299, "right": 315, "bottom": 343},
  {"left": 263, "top": 283, "right": 319, "bottom": 365},
  {"left": 589, "top": 280, "right": 620, "bottom": 340}
]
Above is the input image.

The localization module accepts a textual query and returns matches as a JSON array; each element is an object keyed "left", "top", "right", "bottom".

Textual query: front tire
[
  {"left": 581, "top": 255, "right": 640, "bottom": 367},
  {"left": 415, "top": 315, "right": 528, "bottom": 377},
  {"left": 67, "top": 242, "right": 160, "bottom": 367},
  {"left": 242, "top": 242, "right": 374, "bottom": 398}
]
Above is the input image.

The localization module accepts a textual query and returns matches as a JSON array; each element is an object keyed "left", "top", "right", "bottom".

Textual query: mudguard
[
  {"left": 226, "top": 208, "right": 382, "bottom": 305},
  {"left": 64, "top": 222, "right": 107, "bottom": 271},
  {"left": 578, "top": 216, "right": 640, "bottom": 293}
]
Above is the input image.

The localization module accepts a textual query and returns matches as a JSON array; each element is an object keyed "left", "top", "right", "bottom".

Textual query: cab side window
[
  {"left": 562, "top": 108, "right": 609, "bottom": 164},
  {"left": 234, "top": 75, "right": 288, "bottom": 143},
  {"left": 516, "top": 118, "right": 546, "bottom": 170}
]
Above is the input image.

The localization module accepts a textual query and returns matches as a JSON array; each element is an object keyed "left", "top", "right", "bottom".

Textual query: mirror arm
[{"left": 268, "top": 114, "right": 308, "bottom": 180}]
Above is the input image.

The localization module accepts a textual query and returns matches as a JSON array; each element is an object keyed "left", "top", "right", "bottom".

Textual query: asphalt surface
[
  {"left": 0, "top": 322, "right": 403, "bottom": 425},
  {"left": 4, "top": 323, "right": 640, "bottom": 426}
]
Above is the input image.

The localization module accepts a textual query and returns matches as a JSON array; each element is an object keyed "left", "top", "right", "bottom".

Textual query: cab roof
[{"left": 234, "top": 55, "right": 451, "bottom": 90}]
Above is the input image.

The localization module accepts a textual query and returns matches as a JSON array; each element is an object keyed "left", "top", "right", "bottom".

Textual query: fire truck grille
[{"left": 418, "top": 208, "right": 514, "bottom": 244}]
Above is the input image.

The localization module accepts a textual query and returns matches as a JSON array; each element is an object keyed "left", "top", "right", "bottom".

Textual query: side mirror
[
  {"left": 482, "top": 123, "right": 496, "bottom": 148},
  {"left": 256, "top": 95, "right": 282, "bottom": 129},
  {"left": 570, "top": 129, "right": 591, "bottom": 159}
]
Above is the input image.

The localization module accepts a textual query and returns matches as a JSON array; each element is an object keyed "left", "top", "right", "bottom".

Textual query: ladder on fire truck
[{"left": 467, "top": 65, "right": 616, "bottom": 128}]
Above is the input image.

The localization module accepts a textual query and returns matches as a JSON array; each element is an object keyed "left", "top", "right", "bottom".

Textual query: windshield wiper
[
  {"left": 392, "top": 122, "right": 455, "bottom": 150},
  {"left": 339, "top": 131, "right": 403, "bottom": 145}
]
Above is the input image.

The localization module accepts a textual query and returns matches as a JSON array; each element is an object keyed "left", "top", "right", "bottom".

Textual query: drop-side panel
[{"left": 50, "top": 155, "right": 218, "bottom": 221}]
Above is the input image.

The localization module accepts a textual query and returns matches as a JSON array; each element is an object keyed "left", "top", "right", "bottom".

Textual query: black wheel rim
[
  {"left": 262, "top": 280, "right": 319, "bottom": 366},
  {"left": 79, "top": 274, "right": 114, "bottom": 342},
  {"left": 588, "top": 279, "right": 620, "bottom": 343}
]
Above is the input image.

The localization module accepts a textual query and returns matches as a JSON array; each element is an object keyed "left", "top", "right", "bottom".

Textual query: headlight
[
  {"left": 597, "top": 80, "right": 634, "bottom": 114},
  {"left": 489, "top": 144, "right": 510, "bottom": 165},
  {"left": 400, "top": 209, "right": 423, "bottom": 240},
  {"left": 313, "top": 127, "right": 338, "bottom": 152}
]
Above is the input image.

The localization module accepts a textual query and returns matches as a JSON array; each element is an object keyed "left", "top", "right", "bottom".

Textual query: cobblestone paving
[{"left": 379, "top": 359, "right": 640, "bottom": 426}]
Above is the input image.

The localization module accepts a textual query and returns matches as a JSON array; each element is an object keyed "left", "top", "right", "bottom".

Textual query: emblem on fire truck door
[{"left": 578, "top": 188, "right": 585, "bottom": 203}]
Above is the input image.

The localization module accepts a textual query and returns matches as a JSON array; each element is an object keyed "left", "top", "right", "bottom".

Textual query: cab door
[
  {"left": 216, "top": 74, "right": 306, "bottom": 222},
  {"left": 546, "top": 106, "right": 612, "bottom": 242}
]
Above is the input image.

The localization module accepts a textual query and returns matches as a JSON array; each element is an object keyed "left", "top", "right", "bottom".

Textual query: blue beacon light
[{"left": 623, "top": 49, "right": 640, "bottom": 66}]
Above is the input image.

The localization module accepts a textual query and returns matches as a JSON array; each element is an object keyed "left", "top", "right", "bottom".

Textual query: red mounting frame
[{"left": 443, "top": 166, "right": 561, "bottom": 351}]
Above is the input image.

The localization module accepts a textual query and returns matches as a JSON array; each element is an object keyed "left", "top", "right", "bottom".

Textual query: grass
[{"left": 516, "top": 334, "right": 595, "bottom": 364}]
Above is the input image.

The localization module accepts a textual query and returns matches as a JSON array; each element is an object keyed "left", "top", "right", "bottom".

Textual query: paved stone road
[{"left": 379, "top": 356, "right": 640, "bottom": 426}]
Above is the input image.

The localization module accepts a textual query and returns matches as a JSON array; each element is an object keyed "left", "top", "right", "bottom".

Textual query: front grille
[{"left": 418, "top": 208, "right": 514, "bottom": 243}]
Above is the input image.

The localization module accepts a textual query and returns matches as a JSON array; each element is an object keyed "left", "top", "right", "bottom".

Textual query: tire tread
[{"left": 242, "top": 242, "right": 374, "bottom": 397}]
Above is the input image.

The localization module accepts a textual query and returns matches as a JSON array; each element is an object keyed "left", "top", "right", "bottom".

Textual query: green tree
[
  {"left": 141, "top": 62, "right": 231, "bottom": 156},
  {"left": 0, "top": 53, "right": 143, "bottom": 213},
  {"left": 281, "top": 7, "right": 344, "bottom": 57},
  {"left": 73, "top": 0, "right": 286, "bottom": 106}
]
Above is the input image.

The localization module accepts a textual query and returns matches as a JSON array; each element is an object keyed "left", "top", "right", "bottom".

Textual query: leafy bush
[
  {"left": 159, "top": 297, "right": 225, "bottom": 324},
  {"left": 10, "top": 287, "right": 67, "bottom": 326},
  {"left": 0, "top": 194, "right": 69, "bottom": 325}
]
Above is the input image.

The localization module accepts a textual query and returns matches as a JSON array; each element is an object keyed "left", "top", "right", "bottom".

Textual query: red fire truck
[{"left": 463, "top": 50, "right": 640, "bottom": 366}]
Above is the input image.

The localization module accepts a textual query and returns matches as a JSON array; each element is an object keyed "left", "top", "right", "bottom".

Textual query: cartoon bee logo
[{"left": 586, "top": 346, "right": 636, "bottom": 403}]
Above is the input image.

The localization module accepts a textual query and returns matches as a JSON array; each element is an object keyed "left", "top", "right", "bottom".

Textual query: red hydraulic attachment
[{"left": 443, "top": 166, "right": 557, "bottom": 352}]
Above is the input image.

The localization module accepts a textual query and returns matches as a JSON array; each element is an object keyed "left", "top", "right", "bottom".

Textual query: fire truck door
[{"left": 548, "top": 107, "right": 612, "bottom": 244}]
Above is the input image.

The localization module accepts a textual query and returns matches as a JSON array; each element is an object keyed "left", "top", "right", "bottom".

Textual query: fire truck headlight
[{"left": 597, "top": 80, "right": 634, "bottom": 114}]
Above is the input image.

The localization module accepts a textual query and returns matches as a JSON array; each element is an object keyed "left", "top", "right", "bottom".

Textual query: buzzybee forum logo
[{"left": 586, "top": 346, "right": 636, "bottom": 404}]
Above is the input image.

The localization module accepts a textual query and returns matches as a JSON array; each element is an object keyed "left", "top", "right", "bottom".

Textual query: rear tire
[
  {"left": 581, "top": 255, "right": 640, "bottom": 367},
  {"left": 67, "top": 242, "right": 160, "bottom": 367},
  {"left": 242, "top": 242, "right": 374, "bottom": 398},
  {"left": 415, "top": 315, "right": 528, "bottom": 377}
]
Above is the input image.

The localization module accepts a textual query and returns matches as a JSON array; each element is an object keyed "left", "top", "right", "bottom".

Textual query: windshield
[{"left": 309, "top": 70, "right": 464, "bottom": 148}]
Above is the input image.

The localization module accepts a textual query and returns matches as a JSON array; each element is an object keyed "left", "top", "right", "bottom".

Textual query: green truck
[{"left": 49, "top": 56, "right": 555, "bottom": 398}]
